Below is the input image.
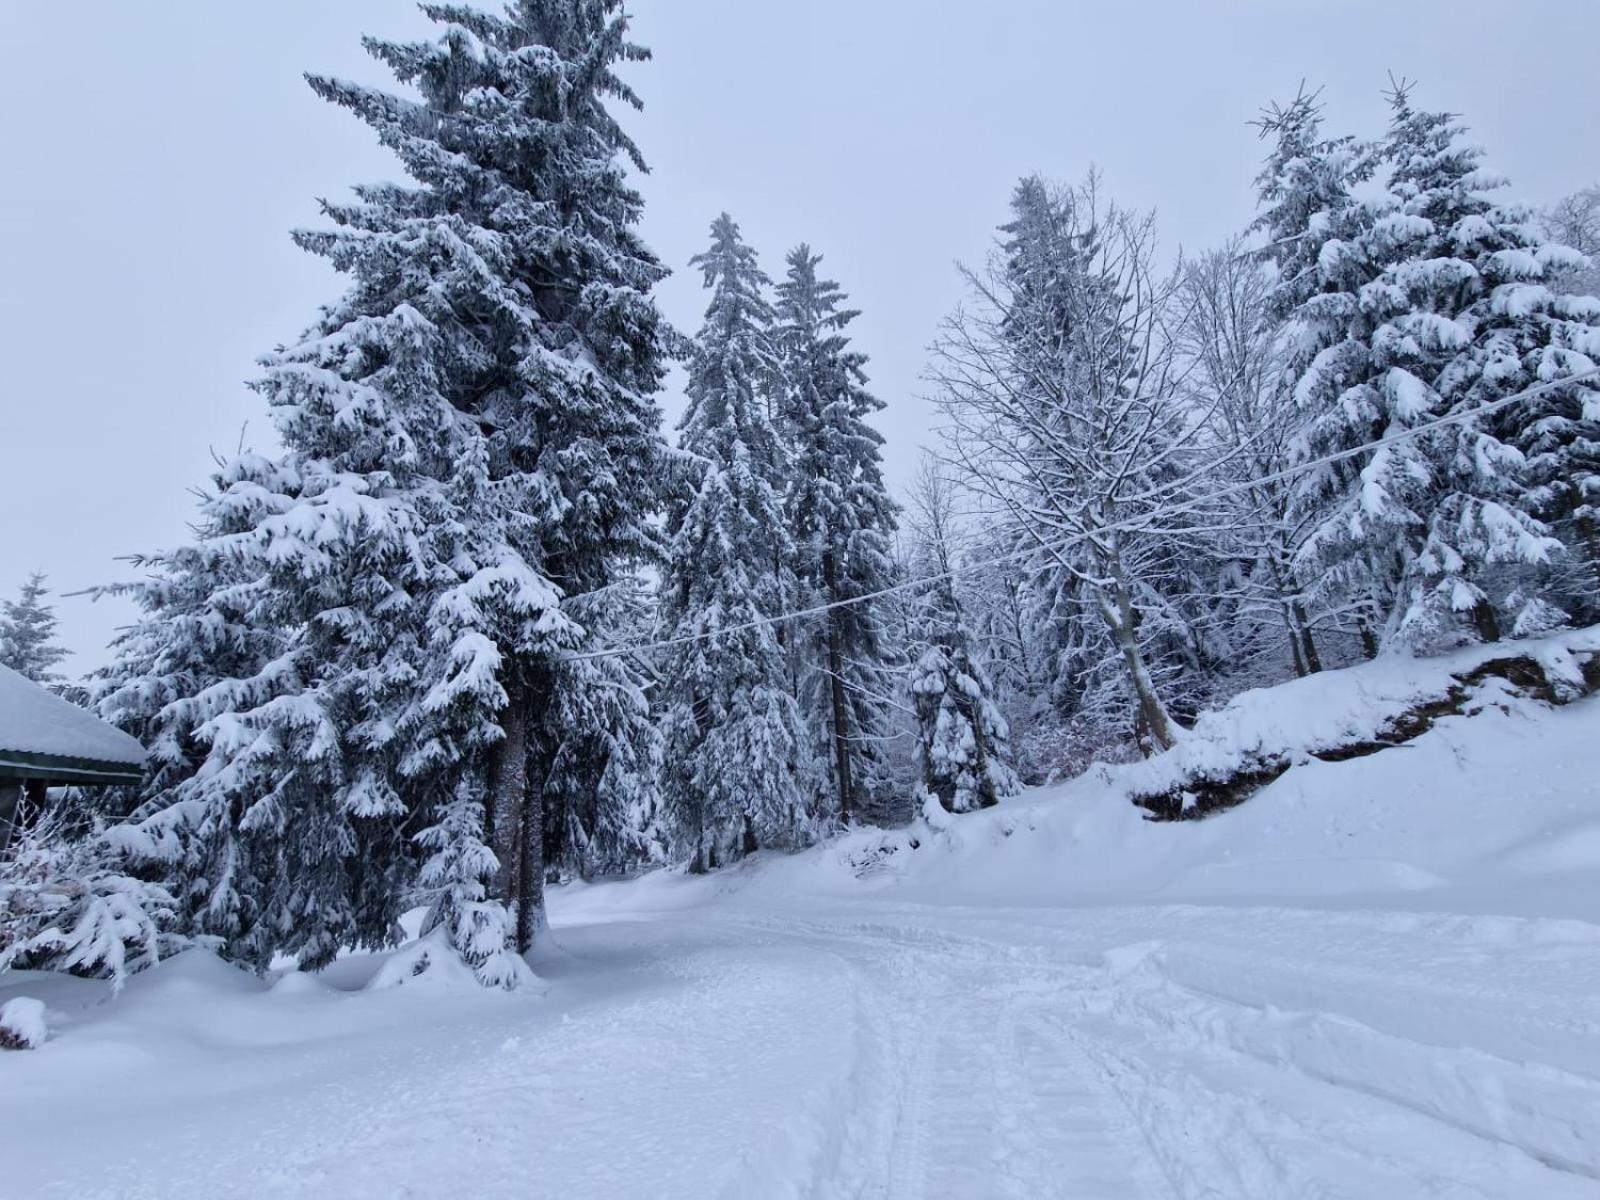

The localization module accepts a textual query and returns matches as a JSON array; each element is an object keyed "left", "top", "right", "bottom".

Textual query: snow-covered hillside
[{"left": 3, "top": 638, "right": 1599, "bottom": 1198}]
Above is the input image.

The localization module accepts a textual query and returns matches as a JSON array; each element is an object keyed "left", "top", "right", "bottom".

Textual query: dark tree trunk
[
  {"left": 1294, "top": 602, "right": 1323, "bottom": 674},
  {"left": 1268, "top": 555, "right": 1321, "bottom": 676},
  {"left": 516, "top": 757, "right": 544, "bottom": 952},
  {"left": 1471, "top": 599, "right": 1502, "bottom": 645},
  {"left": 1357, "top": 618, "right": 1379, "bottom": 660},
  {"left": 822, "top": 549, "right": 854, "bottom": 825},
  {"left": 488, "top": 672, "right": 528, "bottom": 915}
]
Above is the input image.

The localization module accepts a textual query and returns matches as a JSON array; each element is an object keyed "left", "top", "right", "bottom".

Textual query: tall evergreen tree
[
  {"left": 1251, "top": 89, "right": 1389, "bottom": 656},
  {"left": 776, "top": 246, "right": 899, "bottom": 825},
  {"left": 92, "top": 0, "right": 668, "bottom": 985},
  {"left": 1358, "top": 85, "right": 1568, "bottom": 644},
  {"left": 658, "top": 214, "right": 810, "bottom": 868},
  {"left": 0, "top": 574, "right": 68, "bottom": 685},
  {"left": 1282, "top": 85, "right": 1585, "bottom": 649}
]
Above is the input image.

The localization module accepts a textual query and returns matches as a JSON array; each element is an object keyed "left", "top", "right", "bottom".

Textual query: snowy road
[
  {"left": 672, "top": 901, "right": 1600, "bottom": 1199},
  {"left": 11, "top": 881, "right": 1597, "bottom": 1199}
]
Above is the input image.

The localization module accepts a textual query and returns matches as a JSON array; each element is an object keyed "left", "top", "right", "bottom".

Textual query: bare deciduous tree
[
  {"left": 1175, "top": 241, "right": 1324, "bottom": 677},
  {"left": 929, "top": 175, "right": 1217, "bottom": 754}
]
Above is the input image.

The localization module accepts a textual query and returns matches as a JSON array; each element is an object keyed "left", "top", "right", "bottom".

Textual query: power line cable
[{"left": 563, "top": 365, "right": 1599, "bottom": 664}]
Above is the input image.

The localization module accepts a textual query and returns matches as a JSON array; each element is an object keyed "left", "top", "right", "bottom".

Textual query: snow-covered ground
[{"left": 4, "top": 642, "right": 1600, "bottom": 1198}]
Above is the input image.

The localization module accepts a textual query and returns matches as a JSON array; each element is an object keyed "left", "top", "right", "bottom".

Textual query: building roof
[{"left": 0, "top": 664, "right": 146, "bottom": 786}]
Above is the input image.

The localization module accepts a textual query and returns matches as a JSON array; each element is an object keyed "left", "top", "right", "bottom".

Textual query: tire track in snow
[
  {"left": 731, "top": 915, "right": 1179, "bottom": 1198},
  {"left": 723, "top": 909, "right": 1600, "bottom": 1199},
  {"left": 1003, "top": 1001, "right": 1180, "bottom": 1200},
  {"left": 881, "top": 980, "right": 937, "bottom": 1200}
]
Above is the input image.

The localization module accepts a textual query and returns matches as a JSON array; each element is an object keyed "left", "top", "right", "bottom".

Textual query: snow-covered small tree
[
  {"left": 89, "top": 485, "right": 289, "bottom": 959},
  {"left": 903, "top": 461, "right": 1019, "bottom": 814},
  {"left": 413, "top": 775, "right": 526, "bottom": 987},
  {"left": 0, "top": 574, "right": 68, "bottom": 686},
  {"left": 0, "top": 811, "right": 179, "bottom": 992},
  {"left": 659, "top": 214, "right": 810, "bottom": 867},
  {"left": 776, "top": 246, "right": 900, "bottom": 824}
]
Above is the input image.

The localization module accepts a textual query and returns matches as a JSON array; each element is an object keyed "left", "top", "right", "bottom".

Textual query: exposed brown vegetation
[{"left": 1133, "top": 651, "right": 1599, "bottom": 822}]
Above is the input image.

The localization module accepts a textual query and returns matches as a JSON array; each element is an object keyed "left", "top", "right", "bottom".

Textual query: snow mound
[
  {"left": 365, "top": 929, "right": 542, "bottom": 993},
  {"left": 0, "top": 996, "right": 46, "bottom": 1049}
]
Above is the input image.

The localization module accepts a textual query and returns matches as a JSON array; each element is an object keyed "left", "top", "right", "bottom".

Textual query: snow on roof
[{"left": 0, "top": 664, "right": 145, "bottom": 772}]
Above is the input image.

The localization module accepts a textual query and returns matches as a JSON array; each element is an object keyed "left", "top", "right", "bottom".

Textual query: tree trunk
[
  {"left": 1470, "top": 598, "right": 1501, "bottom": 645},
  {"left": 1284, "top": 608, "right": 1308, "bottom": 678},
  {"left": 1101, "top": 568, "right": 1178, "bottom": 754},
  {"left": 1267, "top": 554, "right": 1321, "bottom": 676},
  {"left": 1294, "top": 602, "right": 1323, "bottom": 674},
  {"left": 1356, "top": 617, "right": 1379, "bottom": 660},
  {"left": 822, "top": 549, "right": 854, "bottom": 825},
  {"left": 516, "top": 749, "right": 544, "bottom": 952},
  {"left": 488, "top": 672, "right": 527, "bottom": 916}
]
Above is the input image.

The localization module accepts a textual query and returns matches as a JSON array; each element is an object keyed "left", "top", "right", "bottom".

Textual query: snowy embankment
[{"left": 3, "top": 629, "right": 1600, "bottom": 1198}]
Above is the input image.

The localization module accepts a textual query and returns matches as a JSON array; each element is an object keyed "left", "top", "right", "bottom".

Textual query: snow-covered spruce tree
[
  {"left": 658, "top": 214, "right": 810, "bottom": 869},
  {"left": 1251, "top": 86, "right": 1380, "bottom": 329},
  {"left": 1359, "top": 86, "right": 1574, "bottom": 644},
  {"left": 904, "top": 462, "right": 1019, "bottom": 815},
  {"left": 934, "top": 175, "right": 1211, "bottom": 757},
  {"left": 776, "top": 246, "right": 900, "bottom": 825},
  {"left": 0, "top": 807, "right": 181, "bottom": 993},
  {"left": 90, "top": 1, "right": 668, "bottom": 985},
  {"left": 1295, "top": 85, "right": 1583, "bottom": 648},
  {"left": 86, "top": 483, "right": 292, "bottom": 957},
  {"left": 293, "top": 0, "right": 670, "bottom": 963},
  {"left": 0, "top": 574, "right": 68, "bottom": 686},
  {"left": 1250, "top": 88, "right": 1389, "bottom": 658}
]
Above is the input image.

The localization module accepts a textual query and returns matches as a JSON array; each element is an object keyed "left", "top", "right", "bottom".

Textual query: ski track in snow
[{"left": 5, "top": 899, "right": 1600, "bottom": 1198}]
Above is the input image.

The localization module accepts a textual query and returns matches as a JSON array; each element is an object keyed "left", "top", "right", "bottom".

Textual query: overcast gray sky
[{"left": 3, "top": 1, "right": 1596, "bottom": 674}]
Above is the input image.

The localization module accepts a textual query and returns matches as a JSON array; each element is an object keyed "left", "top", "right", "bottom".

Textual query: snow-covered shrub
[
  {"left": 0, "top": 996, "right": 46, "bottom": 1049},
  {"left": 0, "top": 823, "right": 178, "bottom": 991}
]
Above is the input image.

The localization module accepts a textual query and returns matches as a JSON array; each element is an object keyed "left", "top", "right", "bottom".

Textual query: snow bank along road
[{"left": 5, "top": 882, "right": 1599, "bottom": 1199}]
